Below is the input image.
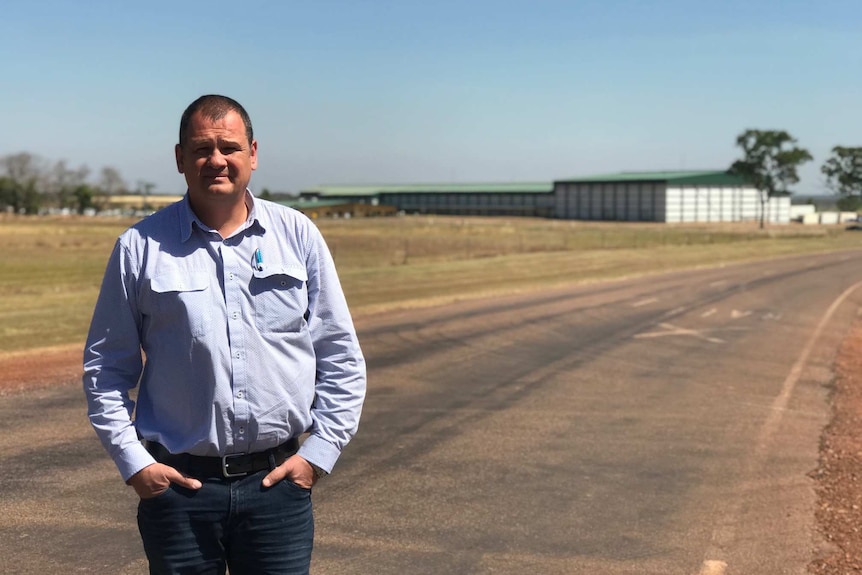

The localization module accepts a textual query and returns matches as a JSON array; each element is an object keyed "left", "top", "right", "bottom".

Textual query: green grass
[{"left": 1, "top": 214, "right": 859, "bottom": 354}]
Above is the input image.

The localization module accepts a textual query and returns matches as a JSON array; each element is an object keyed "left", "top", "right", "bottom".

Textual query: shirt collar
[
  {"left": 179, "top": 190, "right": 266, "bottom": 243},
  {"left": 246, "top": 191, "right": 268, "bottom": 235}
]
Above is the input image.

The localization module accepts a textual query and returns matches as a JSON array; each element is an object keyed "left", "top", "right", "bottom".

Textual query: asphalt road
[{"left": 3, "top": 249, "right": 862, "bottom": 574}]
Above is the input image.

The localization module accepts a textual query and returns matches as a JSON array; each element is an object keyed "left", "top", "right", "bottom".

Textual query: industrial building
[
  {"left": 554, "top": 171, "right": 790, "bottom": 223},
  {"left": 299, "top": 182, "right": 555, "bottom": 218},
  {"left": 299, "top": 171, "right": 791, "bottom": 224}
]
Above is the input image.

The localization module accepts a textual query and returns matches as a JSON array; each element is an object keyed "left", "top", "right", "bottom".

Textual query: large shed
[
  {"left": 553, "top": 171, "right": 790, "bottom": 223},
  {"left": 300, "top": 183, "right": 555, "bottom": 218}
]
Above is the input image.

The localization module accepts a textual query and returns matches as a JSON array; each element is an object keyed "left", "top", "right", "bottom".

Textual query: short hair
[{"left": 178, "top": 95, "right": 254, "bottom": 148}]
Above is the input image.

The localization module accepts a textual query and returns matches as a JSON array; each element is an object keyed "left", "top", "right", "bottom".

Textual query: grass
[
  {"left": 0, "top": 213, "right": 859, "bottom": 354},
  {"left": 0, "top": 216, "right": 128, "bottom": 354}
]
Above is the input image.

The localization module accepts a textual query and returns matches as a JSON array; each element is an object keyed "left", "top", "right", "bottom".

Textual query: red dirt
[
  {"left": 0, "top": 346, "right": 83, "bottom": 394},
  {"left": 809, "top": 323, "right": 862, "bottom": 574}
]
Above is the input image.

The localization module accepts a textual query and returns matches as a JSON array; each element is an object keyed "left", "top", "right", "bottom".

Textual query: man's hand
[
  {"left": 127, "top": 462, "right": 202, "bottom": 499},
  {"left": 262, "top": 454, "right": 316, "bottom": 489}
]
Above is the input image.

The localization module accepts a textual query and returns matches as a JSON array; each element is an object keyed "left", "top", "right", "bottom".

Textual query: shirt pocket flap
[
  {"left": 253, "top": 264, "right": 308, "bottom": 283},
  {"left": 150, "top": 272, "right": 209, "bottom": 293}
]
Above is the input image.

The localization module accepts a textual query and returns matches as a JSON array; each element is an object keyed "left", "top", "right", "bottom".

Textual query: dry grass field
[
  {"left": 322, "top": 215, "right": 862, "bottom": 315},
  {"left": 0, "top": 212, "right": 859, "bottom": 357}
]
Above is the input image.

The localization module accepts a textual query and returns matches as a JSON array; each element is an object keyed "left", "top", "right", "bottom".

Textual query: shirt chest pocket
[
  {"left": 149, "top": 272, "right": 212, "bottom": 338},
  {"left": 251, "top": 264, "right": 309, "bottom": 333}
]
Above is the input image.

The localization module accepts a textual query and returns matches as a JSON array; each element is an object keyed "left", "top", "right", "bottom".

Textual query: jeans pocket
[{"left": 279, "top": 478, "right": 313, "bottom": 496}]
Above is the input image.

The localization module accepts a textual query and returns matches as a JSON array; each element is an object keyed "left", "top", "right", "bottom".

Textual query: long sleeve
[
  {"left": 296, "top": 226, "right": 367, "bottom": 473},
  {"left": 83, "top": 239, "right": 155, "bottom": 481}
]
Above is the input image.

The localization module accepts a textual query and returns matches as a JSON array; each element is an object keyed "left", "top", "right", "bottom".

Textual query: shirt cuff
[
  {"left": 115, "top": 441, "right": 157, "bottom": 482},
  {"left": 297, "top": 434, "right": 341, "bottom": 474}
]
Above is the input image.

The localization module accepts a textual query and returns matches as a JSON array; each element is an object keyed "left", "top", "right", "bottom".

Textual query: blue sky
[{"left": 1, "top": 0, "right": 860, "bottom": 195}]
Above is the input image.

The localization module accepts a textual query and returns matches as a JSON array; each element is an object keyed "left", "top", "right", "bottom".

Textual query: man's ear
[
  {"left": 175, "top": 144, "right": 184, "bottom": 174},
  {"left": 250, "top": 140, "right": 258, "bottom": 171}
]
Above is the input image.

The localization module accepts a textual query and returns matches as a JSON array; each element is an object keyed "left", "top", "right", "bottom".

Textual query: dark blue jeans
[{"left": 137, "top": 470, "right": 313, "bottom": 575}]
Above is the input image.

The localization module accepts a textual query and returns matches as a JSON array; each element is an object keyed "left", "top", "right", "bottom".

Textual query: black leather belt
[{"left": 145, "top": 439, "right": 300, "bottom": 479}]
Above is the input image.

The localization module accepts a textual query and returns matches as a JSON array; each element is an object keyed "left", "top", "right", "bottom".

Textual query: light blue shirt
[{"left": 83, "top": 192, "right": 366, "bottom": 481}]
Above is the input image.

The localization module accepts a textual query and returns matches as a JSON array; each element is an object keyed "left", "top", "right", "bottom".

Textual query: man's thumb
[{"left": 166, "top": 468, "right": 202, "bottom": 490}]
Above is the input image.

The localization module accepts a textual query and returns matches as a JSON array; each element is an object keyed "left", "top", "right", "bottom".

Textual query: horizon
[{"left": 2, "top": 0, "right": 859, "bottom": 196}]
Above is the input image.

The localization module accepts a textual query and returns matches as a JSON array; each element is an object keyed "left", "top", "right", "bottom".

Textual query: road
[{"left": 3, "top": 249, "right": 862, "bottom": 574}]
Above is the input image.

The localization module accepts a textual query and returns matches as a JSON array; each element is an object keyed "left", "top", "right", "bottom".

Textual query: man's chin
[{"left": 203, "top": 182, "right": 240, "bottom": 195}]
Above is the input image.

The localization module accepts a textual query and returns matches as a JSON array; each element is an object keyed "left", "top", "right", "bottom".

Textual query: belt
[{"left": 145, "top": 439, "right": 300, "bottom": 479}]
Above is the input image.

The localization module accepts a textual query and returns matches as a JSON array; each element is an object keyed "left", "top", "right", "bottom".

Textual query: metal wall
[
  {"left": 666, "top": 186, "right": 750, "bottom": 222},
  {"left": 554, "top": 182, "right": 666, "bottom": 221},
  {"left": 380, "top": 192, "right": 555, "bottom": 217},
  {"left": 554, "top": 182, "right": 791, "bottom": 223},
  {"left": 664, "top": 187, "right": 789, "bottom": 223}
]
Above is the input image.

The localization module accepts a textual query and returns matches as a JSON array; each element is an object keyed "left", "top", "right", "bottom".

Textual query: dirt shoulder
[
  {"left": 809, "top": 320, "right": 862, "bottom": 574},
  {"left": 0, "top": 345, "right": 83, "bottom": 395}
]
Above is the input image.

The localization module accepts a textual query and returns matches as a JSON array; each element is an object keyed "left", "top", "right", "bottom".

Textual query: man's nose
[{"left": 207, "top": 150, "right": 228, "bottom": 168}]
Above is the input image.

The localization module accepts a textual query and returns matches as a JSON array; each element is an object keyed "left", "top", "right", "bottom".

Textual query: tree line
[
  {"left": 0, "top": 152, "right": 139, "bottom": 215},
  {"left": 730, "top": 130, "right": 862, "bottom": 227},
  {"left": 3, "top": 135, "right": 861, "bottom": 220}
]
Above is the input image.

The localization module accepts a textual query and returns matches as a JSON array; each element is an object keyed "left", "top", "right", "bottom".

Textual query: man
[{"left": 83, "top": 94, "right": 366, "bottom": 574}]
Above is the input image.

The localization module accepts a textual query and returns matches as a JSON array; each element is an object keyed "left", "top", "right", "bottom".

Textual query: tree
[
  {"left": 729, "top": 130, "right": 813, "bottom": 228},
  {"left": 2, "top": 152, "right": 41, "bottom": 183},
  {"left": 73, "top": 184, "right": 97, "bottom": 214},
  {"left": 137, "top": 180, "right": 156, "bottom": 211},
  {"left": 1, "top": 152, "right": 46, "bottom": 214},
  {"left": 821, "top": 146, "right": 862, "bottom": 204},
  {"left": 99, "top": 166, "right": 127, "bottom": 197},
  {"left": 0, "top": 153, "right": 92, "bottom": 214},
  {"left": 836, "top": 195, "right": 862, "bottom": 213},
  {"left": 0, "top": 177, "right": 15, "bottom": 212},
  {"left": 20, "top": 180, "right": 41, "bottom": 214},
  {"left": 47, "top": 160, "right": 89, "bottom": 210}
]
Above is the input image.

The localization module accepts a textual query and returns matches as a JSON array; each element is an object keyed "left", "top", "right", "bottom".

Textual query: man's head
[
  {"left": 178, "top": 95, "right": 254, "bottom": 149},
  {"left": 175, "top": 95, "right": 258, "bottom": 203}
]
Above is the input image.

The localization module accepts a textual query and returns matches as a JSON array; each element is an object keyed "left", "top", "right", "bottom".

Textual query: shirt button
[
  {"left": 235, "top": 352, "right": 241, "bottom": 359},
  {"left": 228, "top": 273, "right": 235, "bottom": 280},
  {"left": 236, "top": 391, "right": 244, "bottom": 399},
  {"left": 239, "top": 427, "right": 245, "bottom": 434},
  {"left": 232, "top": 312, "right": 239, "bottom": 320}
]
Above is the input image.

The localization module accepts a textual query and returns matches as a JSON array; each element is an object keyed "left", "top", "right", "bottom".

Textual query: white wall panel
[
  {"left": 665, "top": 187, "right": 682, "bottom": 222},
  {"left": 553, "top": 181, "right": 788, "bottom": 223}
]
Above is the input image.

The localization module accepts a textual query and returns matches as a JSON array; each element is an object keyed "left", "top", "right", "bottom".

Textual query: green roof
[
  {"left": 304, "top": 182, "right": 554, "bottom": 197},
  {"left": 556, "top": 171, "right": 749, "bottom": 186}
]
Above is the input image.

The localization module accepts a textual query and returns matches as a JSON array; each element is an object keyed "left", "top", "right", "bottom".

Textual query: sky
[{"left": 1, "top": 0, "right": 860, "bottom": 196}]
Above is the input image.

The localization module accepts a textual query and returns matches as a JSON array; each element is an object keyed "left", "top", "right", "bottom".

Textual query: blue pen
[{"left": 254, "top": 248, "right": 263, "bottom": 271}]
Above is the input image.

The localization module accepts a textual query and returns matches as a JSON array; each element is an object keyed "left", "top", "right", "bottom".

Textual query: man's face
[{"left": 175, "top": 110, "right": 257, "bottom": 201}]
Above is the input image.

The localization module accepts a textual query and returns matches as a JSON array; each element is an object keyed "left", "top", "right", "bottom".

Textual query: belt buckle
[{"left": 222, "top": 453, "right": 249, "bottom": 478}]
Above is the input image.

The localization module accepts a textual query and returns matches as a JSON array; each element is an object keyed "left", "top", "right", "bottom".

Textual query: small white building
[
  {"left": 790, "top": 204, "right": 816, "bottom": 221},
  {"left": 553, "top": 171, "right": 790, "bottom": 224}
]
